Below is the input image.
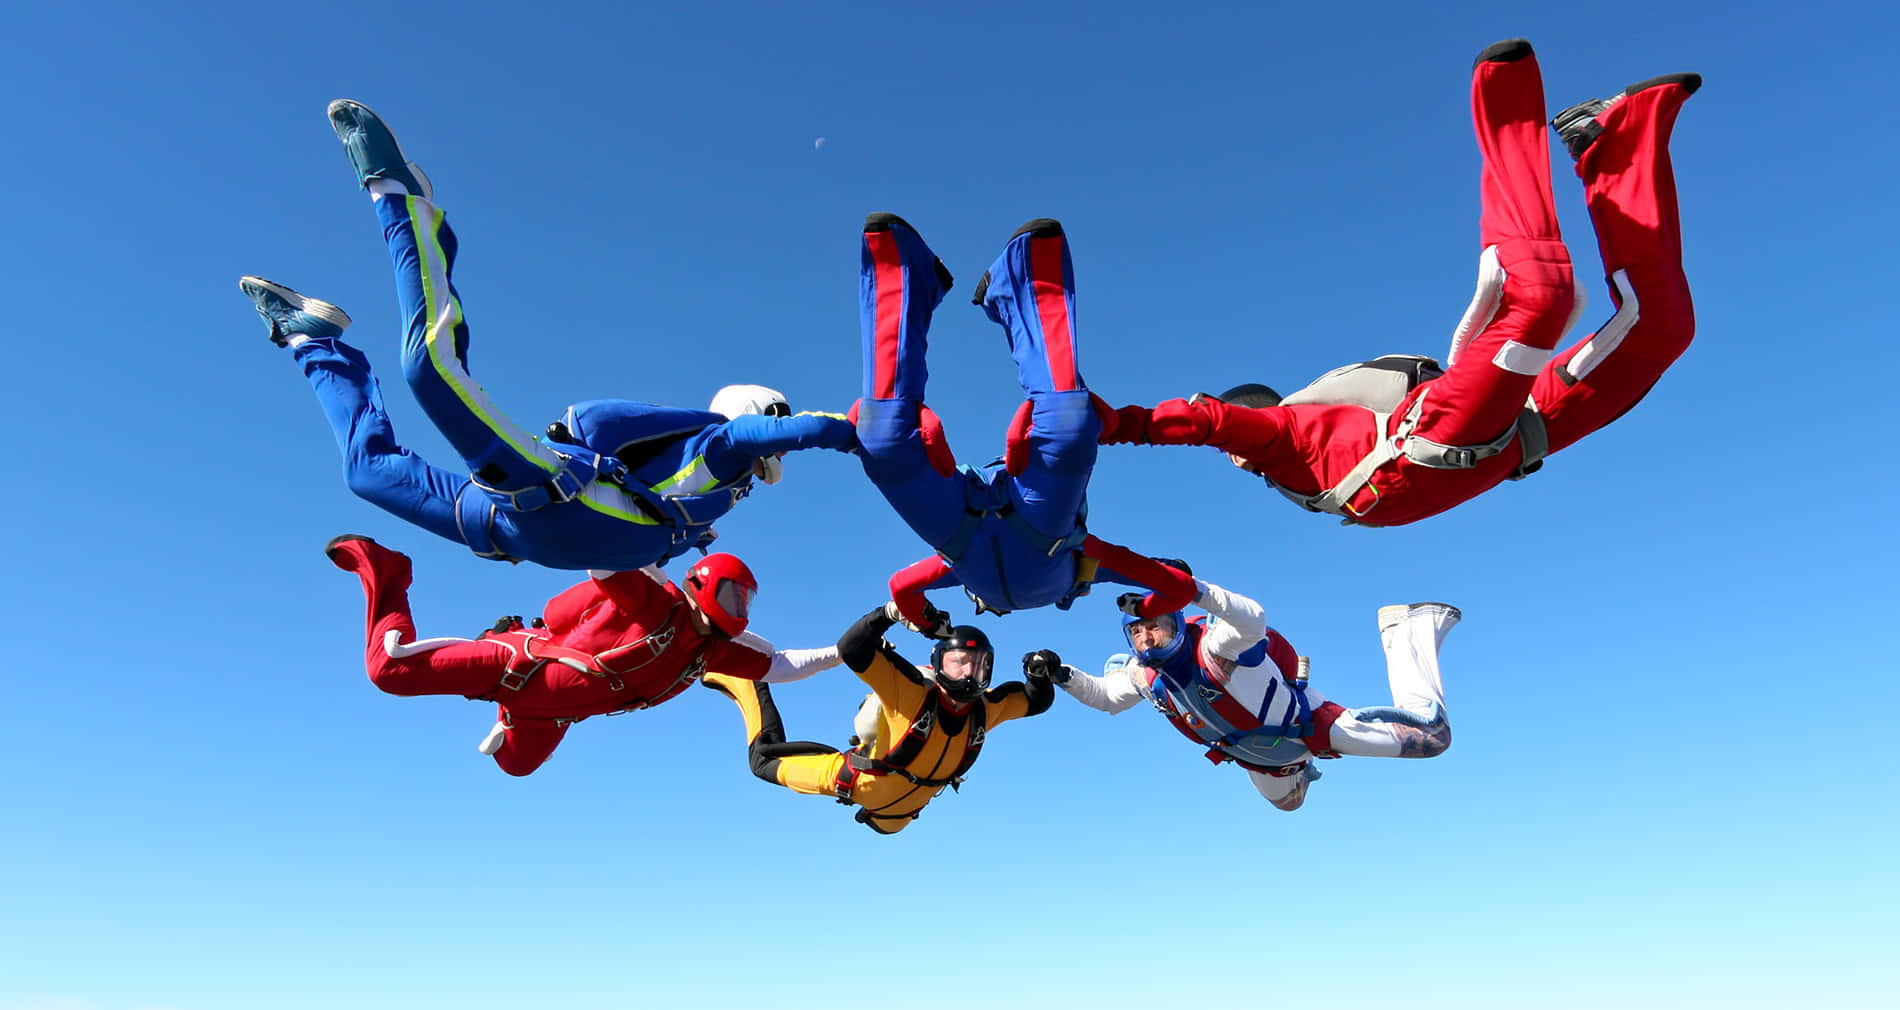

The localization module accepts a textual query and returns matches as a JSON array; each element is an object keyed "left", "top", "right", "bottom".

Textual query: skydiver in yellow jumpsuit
[{"left": 703, "top": 605, "right": 1058, "bottom": 833}]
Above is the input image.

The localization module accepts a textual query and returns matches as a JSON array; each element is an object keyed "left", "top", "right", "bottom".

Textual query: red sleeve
[
  {"left": 1082, "top": 536, "right": 1196, "bottom": 618},
  {"left": 704, "top": 636, "right": 773, "bottom": 681},
  {"left": 888, "top": 554, "right": 954, "bottom": 628}
]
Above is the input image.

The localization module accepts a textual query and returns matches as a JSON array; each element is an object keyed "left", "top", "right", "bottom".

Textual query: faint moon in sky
[{"left": 814, "top": 137, "right": 827, "bottom": 150}]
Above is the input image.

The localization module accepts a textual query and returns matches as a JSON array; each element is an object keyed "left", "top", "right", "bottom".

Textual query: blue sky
[{"left": 3, "top": 1, "right": 1895, "bottom": 1008}]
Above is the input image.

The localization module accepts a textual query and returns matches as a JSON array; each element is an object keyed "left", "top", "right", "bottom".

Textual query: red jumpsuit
[
  {"left": 329, "top": 537, "right": 771, "bottom": 775},
  {"left": 1108, "top": 44, "right": 1696, "bottom": 527}
]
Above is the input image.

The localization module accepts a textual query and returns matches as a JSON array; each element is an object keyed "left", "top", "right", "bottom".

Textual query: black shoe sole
[
  {"left": 1624, "top": 72, "right": 1701, "bottom": 97},
  {"left": 324, "top": 533, "right": 377, "bottom": 560},
  {"left": 1010, "top": 217, "right": 1064, "bottom": 240},
  {"left": 1474, "top": 38, "right": 1533, "bottom": 67},
  {"left": 864, "top": 211, "right": 916, "bottom": 233},
  {"left": 865, "top": 213, "right": 955, "bottom": 293}
]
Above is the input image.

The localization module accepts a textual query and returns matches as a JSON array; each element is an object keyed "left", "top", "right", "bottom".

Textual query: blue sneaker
[
  {"left": 239, "top": 276, "right": 352, "bottom": 347},
  {"left": 326, "top": 99, "right": 433, "bottom": 198}
]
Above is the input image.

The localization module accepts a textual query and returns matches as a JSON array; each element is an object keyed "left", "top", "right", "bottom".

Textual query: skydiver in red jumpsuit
[
  {"left": 1101, "top": 39, "right": 1700, "bottom": 527},
  {"left": 325, "top": 536, "right": 840, "bottom": 775}
]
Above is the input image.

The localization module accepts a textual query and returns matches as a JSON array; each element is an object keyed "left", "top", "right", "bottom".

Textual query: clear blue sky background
[{"left": 3, "top": 1, "right": 1894, "bottom": 1008}]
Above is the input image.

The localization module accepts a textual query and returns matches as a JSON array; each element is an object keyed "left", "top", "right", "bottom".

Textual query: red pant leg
[
  {"left": 1412, "top": 46, "right": 1576, "bottom": 448},
  {"left": 329, "top": 537, "right": 508, "bottom": 698},
  {"left": 1534, "top": 79, "right": 1697, "bottom": 452}
]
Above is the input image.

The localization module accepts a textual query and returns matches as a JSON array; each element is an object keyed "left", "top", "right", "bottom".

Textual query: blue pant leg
[
  {"left": 978, "top": 223, "right": 1084, "bottom": 397},
  {"left": 293, "top": 336, "right": 474, "bottom": 548},
  {"left": 1008, "top": 391, "right": 1100, "bottom": 538},
  {"left": 979, "top": 224, "right": 1097, "bottom": 537},
  {"left": 860, "top": 216, "right": 951, "bottom": 402},
  {"left": 375, "top": 194, "right": 566, "bottom": 493},
  {"left": 856, "top": 398, "right": 973, "bottom": 551},
  {"left": 857, "top": 217, "right": 968, "bottom": 549}
]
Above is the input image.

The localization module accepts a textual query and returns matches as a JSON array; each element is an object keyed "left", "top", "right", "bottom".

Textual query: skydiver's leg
[
  {"left": 1534, "top": 75, "right": 1700, "bottom": 452},
  {"left": 324, "top": 535, "right": 510, "bottom": 697},
  {"left": 373, "top": 194, "right": 574, "bottom": 498},
  {"left": 976, "top": 219, "right": 1098, "bottom": 537},
  {"left": 295, "top": 337, "right": 474, "bottom": 548},
  {"left": 700, "top": 673, "right": 842, "bottom": 790},
  {"left": 856, "top": 213, "right": 970, "bottom": 548},
  {"left": 1324, "top": 603, "right": 1458, "bottom": 759},
  {"left": 1410, "top": 40, "right": 1577, "bottom": 449},
  {"left": 489, "top": 709, "right": 568, "bottom": 777}
]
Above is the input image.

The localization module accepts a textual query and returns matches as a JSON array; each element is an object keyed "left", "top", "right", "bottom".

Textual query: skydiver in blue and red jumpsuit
[{"left": 850, "top": 215, "right": 1195, "bottom": 633}]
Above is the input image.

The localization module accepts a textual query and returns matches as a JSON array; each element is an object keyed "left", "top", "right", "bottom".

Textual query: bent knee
[
  {"left": 493, "top": 753, "right": 549, "bottom": 777},
  {"left": 1410, "top": 723, "right": 1452, "bottom": 759}
]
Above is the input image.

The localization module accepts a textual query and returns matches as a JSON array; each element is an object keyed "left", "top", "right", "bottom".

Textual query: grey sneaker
[
  {"left": 1551, "top": 73, "right": 1702, "bottom": 160},
  {"left": 326, "top": 99, "right": 433, "bottom": 198},
  {"left": 239, "top": 276, "right": 351, "bottom": 347}
]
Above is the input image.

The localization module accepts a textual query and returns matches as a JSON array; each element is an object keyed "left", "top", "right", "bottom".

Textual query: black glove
[
  {"left": 1022, "top": 649, "right": 1068, "bottom": 684},
  {"left": 484, "top": 615, "right": 526, "bottom": 637},
  {"left": 919, "top": 603, "right": 956, "bottom": 639},
  {"left": 1152, "top": 557, "right": 1193, "bottom": 576},
  {"left": 1116, "top": 592, "right": 1148, "bottom": 618}
]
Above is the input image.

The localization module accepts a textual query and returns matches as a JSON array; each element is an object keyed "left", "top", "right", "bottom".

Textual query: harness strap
[
  {"left": 453, "top": 484, "right": 520, "bottom": 562},
  {"left": 1286, "top": 391, "right": 1552, "bottom": 520},
  {"left": 1398, "top": 404, "right": 1545, "bottom": 472},
  {"left": 843, "top": 691, "right": 987, "bottom": 794},
  {"left": 1292, "top": 409, "right": 1398, "bottom": 517},
  {"left": 934, "top": 466, "right": 1089, "bottom": 563}
]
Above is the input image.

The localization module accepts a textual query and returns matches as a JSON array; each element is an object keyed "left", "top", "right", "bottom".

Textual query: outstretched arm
[
  {"left": 1056, "top": 657, "right": 1147, "bottom": 714},
  {"left": 1083, "top": 537, "right": 1196, "bottom": 618},
  {"left": 699, "top": 413, "right": 859, "bottom": 481},
  {"left": 888, "top": 555, "right": 959, "bottom": 633}
]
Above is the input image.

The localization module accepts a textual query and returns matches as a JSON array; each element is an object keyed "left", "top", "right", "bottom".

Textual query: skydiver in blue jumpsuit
[
  {"left": 853, "top": 214, "right": 1195, "bottom": 631},
  {"left": 240, "top": 100, "right": 858, "bottom": 571}
]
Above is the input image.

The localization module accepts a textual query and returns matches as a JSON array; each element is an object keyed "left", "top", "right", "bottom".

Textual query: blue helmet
[{"left": 1121, "top": 608, "right": 1190, "bottom": 668}]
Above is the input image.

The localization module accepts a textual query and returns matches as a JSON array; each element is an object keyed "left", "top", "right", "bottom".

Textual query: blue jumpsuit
[
  {"left": 855, "top": 218, "right": 1124, "bottom": 614},
  {"left": 290, "top": 194, "right": 857, "bottom": 571}
]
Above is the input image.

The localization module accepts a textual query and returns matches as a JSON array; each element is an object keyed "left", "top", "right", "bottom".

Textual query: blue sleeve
[{"left": 696, "top": 414, "right": 859, "bottom": 482}]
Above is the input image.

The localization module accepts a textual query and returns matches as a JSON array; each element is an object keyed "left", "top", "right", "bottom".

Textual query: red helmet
[{"left": 684, "top": 553, "right": 758, "bottom": 638}]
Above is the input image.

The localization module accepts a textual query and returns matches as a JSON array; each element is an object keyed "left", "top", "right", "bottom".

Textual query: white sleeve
[
  {"left": 588, "top": 566, "right": 668, "bottom": 584},
  {"left": 1195, "top": 579, "right": 1269, "bottom": 664},
  {"left": 761, "top": 644, "right": 843, "bottom": 684},
  {"left": 1058, "top": 661, "right": 1149, "bottom": 714}
]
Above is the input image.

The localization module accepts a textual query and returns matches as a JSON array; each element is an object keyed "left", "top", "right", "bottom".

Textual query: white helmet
[{"left": 709, "top": 384, "right": 792, "bottom": 484}]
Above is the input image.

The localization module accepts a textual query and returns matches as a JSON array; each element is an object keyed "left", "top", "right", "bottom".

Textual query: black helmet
[
  {"left": 929, "top": 625, "right": 995, "bottom": 703},
  {"left": 1217, "top": 382, "right": 1283, "bottom": 409}
]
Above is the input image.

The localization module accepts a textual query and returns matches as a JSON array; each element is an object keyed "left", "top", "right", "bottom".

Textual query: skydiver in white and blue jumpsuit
[
  {"left": 241, "top": 101, "right": 857, "bottom": 571},
  {"left": 1050, "top": 578, "right": 1462, "bottom": 810}
]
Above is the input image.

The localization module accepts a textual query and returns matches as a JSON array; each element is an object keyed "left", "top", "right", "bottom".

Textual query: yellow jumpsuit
[{"left": 703, "top": 607, "right": 1051, "bottom": 834}]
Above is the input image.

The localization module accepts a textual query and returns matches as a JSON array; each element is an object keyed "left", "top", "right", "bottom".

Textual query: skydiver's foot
[
  {"left": 1551, "top": 73, "right": 1702, "bottom": 160},
  {"left": 239, "top": 276, "right": 351, "bottom": 348},
  {"left": 972, "top": 218, "right": 1066, "bottom": 305},
  {"left": 1473, "top": 38, "right": 1534, "bottom": 67},
  {"left": 327, "top": 99, "right": 433, "bottom": 198},
  {"left": 1010, "top": 217, "right": 1064, "bottom": 241},
  {"left": 864, "top": 212, "right": 955, "bottom": 293},
  {"left": 1377, "top": 602, "right": 1463, "bottom": 633},
  {"left": 324, "top": 534, "right": 413, "bottom": 589}
]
